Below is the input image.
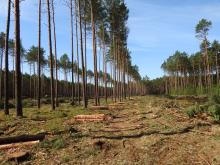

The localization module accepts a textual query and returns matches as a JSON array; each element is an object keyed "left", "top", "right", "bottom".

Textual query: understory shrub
[
  {"left": 185, "top": 96, "right": 220, "bottom": 121},
  {"left": 209, "top": 95, "right": 220, "bottom": 104},
  {"left": 185, "top": 103, "right": 209, "bottom": 118},
  {"left": 185, "top": 104, "right": 200, "bottom": 118},
  {"left": 208, "top": 104, "right": 220, "bottom": 121},
  {"left": 0, "top": 100, "right": 15, "bottom": 109},
  {"left": 22, "top": 99, "right": 36, "bottom": 107}
]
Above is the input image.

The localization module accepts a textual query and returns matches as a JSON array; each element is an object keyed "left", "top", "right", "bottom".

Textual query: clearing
[{"left": 0, "top": 96, "right": 220, "bottom": 164}]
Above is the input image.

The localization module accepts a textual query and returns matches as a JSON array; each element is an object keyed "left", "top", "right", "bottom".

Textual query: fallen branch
[
  {"left": 0, "top": 140, "right": 39, "bottom": 150},
  {"left": 90, "top": 106, "right": 109, "bottom": 110},
  {"left": 0, "top": 133, "right": 45, "bottom": 145},
  {"left": 91, "top": 123, "right": 210, "bottom": 140}
]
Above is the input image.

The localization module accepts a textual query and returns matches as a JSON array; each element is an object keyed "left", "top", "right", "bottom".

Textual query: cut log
[
  {"left": 0, "top": 140, "right": 39, "bottom": 150},
  {"left": 74, "top": 114, "right": 105, "bottom": 119},
  {"left": 65, "top": 114, "right": 112, "bottom": 124},
  {"left": 90, "top": 106, "right": 109, "bottom": 110},
  {"left": 74, "top": 118, "right": 104, "bottom": 122},
  {"left": 108, "top": 104, "right": 124, "bottom": 110},
  {"left": 0, "top": 133, "right": 45, "bottom": 145},
  {"left": 74, "top": 114, "right": 106, "bottom": 122},
  {"left": 116, "top": 102, "right": 126, "bottom": 105}
]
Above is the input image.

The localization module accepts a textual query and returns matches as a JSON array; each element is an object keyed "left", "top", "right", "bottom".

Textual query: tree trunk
[
  {"left": 29, "top": 63, "right": 32, "bottom": 98},
  {"left": 216, "top": 52, "right": 219, "bottom": 85},
  {"left": 46, "top": 0, "right": 55, "bottom": 110},
  {"left": 12, "top": 49, "right": 15, "bottom": 100},
  {"left": 84, "top": 0, "right": 87, "bottom": 102},
  {"left": 74, "top": 0, "right": 80, "bottom": 105},
  {"left": 33, "top": 62, "right": 36, "bottom": 99},
  {"left": 4, "top": 0, "right": 11, "bottom": 115},
  {"left": 78, "top": 0, "right": 87, "bottom": 108},
  {"left": 70, "top": 0, "right": 75, "bottom": 105},
  {"left": 51, "top": 0, "right": 59, "bottom": 107},
  {"left": 37, "top": 0, "right": 41, "bottom": 109},
  {"left": 91, "top": 1, "right": 98, "bottom": 106},
  {"left": 14, "top": 0, "right": 23, "bottom": 117},
  {"left": 0, "top": 45, "right": 3, "bottom": 101}
]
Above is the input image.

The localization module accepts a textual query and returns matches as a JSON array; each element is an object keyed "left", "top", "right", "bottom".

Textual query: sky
[{"left": 1, "top": 0, "right": 220, "bottom": 79}]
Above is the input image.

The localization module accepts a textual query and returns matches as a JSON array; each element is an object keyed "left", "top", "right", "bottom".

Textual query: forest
[
  {"left": 0, "top": 0, "right": 220, "bottom": 164},
  {"left": 0, "top": 0, "right": 146, "bottom": 116},
  {"left": 161, "top": 19, "right": 220, "bottom": 96}
]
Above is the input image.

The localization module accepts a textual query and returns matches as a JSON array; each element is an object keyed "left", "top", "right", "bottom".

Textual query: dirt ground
[{"left": 1, "top": 96, "right": 220, "bottom": 165}]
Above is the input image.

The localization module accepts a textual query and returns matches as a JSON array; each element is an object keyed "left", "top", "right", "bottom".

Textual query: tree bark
[
  {"left": 14, "top": 0, "right": 23, "bottom": 117},
  {"left": 70, "top": 0, "right": 75, "bottom": 105},
  {"left": 78, "top": 0, "right": 87, "bottom": 108},
  {"left": 37, "top": 0, "right": 41, "bottom": 109},
  {"left": 91, "top": 1, "right": 98, "bottom": 106},
  {"left": 4, "top": 0, "right": 11, "bottom": 115},
  {"left": 216, "top": 52, "right": 219, "bottom": 85},
  {"left": 0, "top": 133, "right": 45, "bottom": 145},
  {"left": 74, "top": 0, "right": 80, "bottom": 105},
  {"left": 46, "top": 0, "right": 55, "bottom": 110},
  {"left": 84, "top": 3, "right": 87, "bottom": 103},
  {"left": 51, "top": 0, "right": 59, "bottom": 107}
]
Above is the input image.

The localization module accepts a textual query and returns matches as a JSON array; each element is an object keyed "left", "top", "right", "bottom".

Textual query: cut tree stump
[
  {"left": 6, "top": 151, "right": 30, "bottom": 162},
  {"left": 90, "top": 106, "right": 109, "bottom": 110},
  {"left": 0, "top": 140, "right": 40, "bottom": 150},
  {"left": 0, "top": 133, "right": 45, "bottom": 145}
]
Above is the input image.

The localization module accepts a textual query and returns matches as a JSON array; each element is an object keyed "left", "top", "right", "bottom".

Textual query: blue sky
[{"left": 1, "top": 0, "right": 220, "bottom": 79}]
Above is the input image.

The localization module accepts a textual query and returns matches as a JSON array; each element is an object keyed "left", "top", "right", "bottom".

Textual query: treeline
[
  {"left": 161, "top": 18, "right": 220, "bottom": 96},
  {"left": 137, "top": 76, "right": 165, "bottom": 95},
  {"left": 0, "top": 70, "right": 113, "bottom": 99},
  {"left": 1, "top": 0, "right": 145, "bottom": 117}
]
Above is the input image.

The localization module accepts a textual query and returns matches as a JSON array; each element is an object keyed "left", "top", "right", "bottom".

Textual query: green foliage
[
  {"left": 195, "top": 18, "right": 212, "bottom": 40},
  {"left": 185, "top": 103, "right": 205, "bottom": 118},
  {"left": 209, "top": 95, "right": 220, "bottom": 104},
  {"left": 22, "top": 99, "right": 36, "bottom": 108},
  {"left": 168, "top": 85, "right": 220, "bottom": 96},
  {"left": 26, "top": 45, "right": 46, "bottom": 65},
  {"left": 208, "top": 104, "right": 220, "bottom": 121},
  {"left": 39, "top": 136, "right": 66, "bottom": 150},
  {"left": 185, "top": 105, "right": 198, "bottom": 118},
  {"left": 185, "top": 95, "right": 220, "bottom": 121},
  {"left": 41, "top": 98, "right": 51, "bottom": 104},
  {"left": 199, "top": 104, "right": 209, "bottom": 112}
]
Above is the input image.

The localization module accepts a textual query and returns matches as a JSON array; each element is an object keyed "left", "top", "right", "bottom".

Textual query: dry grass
[{"left": 0, "top": 96, "right": 220, "bottom": 164}]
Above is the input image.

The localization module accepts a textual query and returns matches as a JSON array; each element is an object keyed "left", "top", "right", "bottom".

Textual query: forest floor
[{"left": 0, "top": 96, "right": 220, "bottom": 165}]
